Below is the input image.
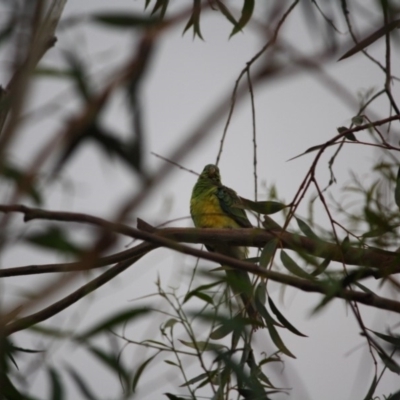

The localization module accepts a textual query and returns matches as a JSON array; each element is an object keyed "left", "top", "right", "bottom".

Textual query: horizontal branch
[
  {"left": 1, "top": 204, "right": 399, "bottom": 277},
  {"left": 3, "top": 205, "right": 400, "bottom": 336},
  {"left": 4, "top": 242, "right": 155, "bottom": 336},
  {"left": 5, "top": 226, "right": 400, "bottom": 336},
  {"left": 156, "top": 227, "right": 399, "bottom": 273},
  {"left": 0, "top": 245, "right": 149, "bottom": 277}
]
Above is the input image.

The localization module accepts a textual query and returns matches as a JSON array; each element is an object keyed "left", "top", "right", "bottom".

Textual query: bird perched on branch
[{"left": 190, "top": 164, "right": 260, "bottom": 323}]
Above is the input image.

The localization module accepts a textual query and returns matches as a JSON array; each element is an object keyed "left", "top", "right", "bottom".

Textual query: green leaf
[
  {"left": 362, "top": 226, "right": 393, "bottom": 238},
  {"left": 78, "top": 308, "right": 150, "bottom": 340},
  {"left": 0, "top": 20, "right": 13, "bottom": 48},
  {"left": 66, "top": 366, "right": 97, "bottom": 400},
  {"left": 180, "top": 371, "right": 216, "bottom": 387},
  {"left": 164, "top": 394, "right": 186, "bottom": 400},
  {"left": 164, "top": 360, "right": 179, "bottom": 367},
  {"left": 371, "top": 330, "right": 400, "bottom": 348},
  {"left": 255, "top": 299, "right": 296, "bottom": 358},
  {"left": 337, "top": 126, "right": 356, "bottom": 141},
  {"left": 210, "top": 323, "right": 234, "bottom": 340},
  {"left": 351, "top": 115, "right": 365, "bottom": 126},
  {"left": 256, "top": 282, "right": 266, "bottom": 305},
  {"left": 132, "top": 354, "right": 157, "bottom": 392},
  {"left": 215, "top": 1, "right": 240, "bottom": 31},
  {"left": 240, "top": 197, "right": 287, "bottom": 214},
  {"left": 162, "top": 318, "right": 179, "bottom": 331},
  {"left": 26, "top": 226, "right": 83, "bottom": 256},
  {"left": 288, "top": 143, "right": 326, "bottom": 161},
  {"left": 386, "top": 389, "right": 400, "bottom": 400},
  {"left": 1, "top": 163, "right": 42, "bottom": 205},
  {"left": 268, "top": 297, "right": 307, "bottom": 337},
  {"left": 395, "top": 166, "right": 400, "bottom": 211},
  {"left": 354, "top": 282, "right": 375, "bottom": 295},
  {"left": 311, "top": 258, "right": 330, "bottom": 277},
  {"left": 63, "top": 51, "right": 91, "bottom": 101},
  {"left": 35, "top": 67, "right": 75, "bottom": 79},
  {"left": 183, "top": 280, "right": 222, "bottom": 304},
  {"left": 312, "top": 280, "right": 343, "bottom": 313},
  {"left": 262, "top": 215, "right": 282, "bottom": 230},
  {"left": 259, "top": 239, "right": 278, "bottom": 268},
  {"left": 91, "top": 13, "right": 158, "bottom": 28},
  {"left": 150, "top": 0, "right": 169, "bottom": 18},
  {"left": 29, "top": 325, "right": 73, "bottom": 339},
  {"left": 295, "top": 217, "right": 319, "bottom": 240},
  {"left": 179, "top": 340, "right": 224, "bottom": 352},
  {"left": 376, "top": 349, "right": 400, "bottom": 374},
  {"left": 183, "top": 0, "right": 203, "bottom": 39},
  {"left": 48, "top": 367, "right": 64, "bottom": 400},
  {"left": 230, "top": 0, "right": 255, "bottom": 36},
  {"left": 280, "top": 251, "right": 315, "bottom": 280},
  {"left": 86, "top": 345, "right": 129, "bottom": 384},
  {"left": 362, "top": 374, "right": 377, "bottom": 400},
  {"left": 338, "top": 19, "right": 400, "bottom": 61},
  {"left": 186, "top": 291, "right": 214, "bottom": 305},
  {"left": 341, "top": 236, "right": 351, "bottom": 253},
  {"left": 1, "top": 374, "right": 37, "bottom": 400}
]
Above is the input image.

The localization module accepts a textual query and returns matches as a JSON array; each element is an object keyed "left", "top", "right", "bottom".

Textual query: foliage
[{"left": 0, "top": 0, "right": 399, "bottom": 399}]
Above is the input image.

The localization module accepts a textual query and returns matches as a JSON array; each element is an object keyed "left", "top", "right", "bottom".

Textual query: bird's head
[{"left": 200, "top": 164, "right": 221, "bottom": 184}]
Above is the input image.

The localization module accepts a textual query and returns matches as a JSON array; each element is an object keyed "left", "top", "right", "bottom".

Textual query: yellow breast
[{"left": 190, "top": 191, "right": 239, "bottom": 229}]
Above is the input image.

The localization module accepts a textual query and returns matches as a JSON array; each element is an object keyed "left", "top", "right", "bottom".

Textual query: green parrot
[{"left": 190, "top": 164, "right": 259, "bottom": 322}]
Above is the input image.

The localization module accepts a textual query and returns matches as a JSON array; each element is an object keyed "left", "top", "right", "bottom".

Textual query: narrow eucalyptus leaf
[
  {"left": 240, "top": 198, "right": 286, "bottom": 215},
  {"left": 183, "top": 280, "right": 222, "bottom": 304},
  {"left": 210, "top": 324, "right": 234, "bottom": 340},
  {"left": 395, "top": 166, "right": 400, "bottom": 210},
  {"left": 48, "top": 367, "right": 64, "bottom": 400},
  {"left": 287, "top": 144, "right": 325, "bottom": 161},
  {"left": 132, "top": 354, "right": 157, "bottom": 392},
  {"left": 179, "top": 340, "right": 224, "bottom": 352},
  {"left": 230, "top": 0, "right": 255, "bottom": 36},
  {"left": 260, "top": 239, "right": 278, "bottom": 268},
  {"left": 26, "top": 227, "right": 83, "bottom": 256},
  {"left": 280, "top": 251, "right": 315, "bottom": 280},
  {"left": 386, "top": 389, "right": 400, "bottom": 400},
  {"left": 92, "top": 13, "right": 158, "bottom": 28},
  {"left": 256, "top": 283, "right": 266, "bottom": 304},
  {"left": 339, "top": 19, "right": 400, "bottom": 61},
  {"left": 362, "top": 374, "right": 377, "bottom": 400},
  {"left": 341, "top": 236, "right": 351, "bottom": 253},
  {"left": 179, "top": 371, "right": 211, "bottom": 387},
  {"left": 376, "top": 349, "right": 400, "bottom": 374},
  {"left": 295, "top": 217, "right": 319, "bottom": 240},
  {"left": 164, "top": 360, "right": 179, "bottom": 367},
  {"left": 86, "top": 345, "right": 129, "bottom": 383},
  {"left": 66, "top": 366, "right": 97, "bottom": 400},
  {"left": 164, "top": 393, "right": 187, "bottom": 400},
  {"left": 371, "top": 330, "right": 400, "bottom": 348},
  {"left": 215, "top": 1, "right": 240, "bottom": 30},
  {"left": 268, "top": 297, "right": 307, "bottom": 337},
  {"left": 78, "top": 308, "right": 150, "bottom": 339},
  {"left": 265, "top": 315, "right": 296, "bottom": 359},
  {"left": 362, "top": 226, "right": 392, "bottom": 238},
  {"left": 311, "top": 258, "right": 330, "bottom": 277}
]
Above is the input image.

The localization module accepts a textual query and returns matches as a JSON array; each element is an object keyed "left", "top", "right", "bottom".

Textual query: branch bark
[{"left": 2, "top": 204, "right": 400, "bottom": 336}]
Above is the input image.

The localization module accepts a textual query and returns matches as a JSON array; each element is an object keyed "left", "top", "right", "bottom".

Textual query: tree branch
[
  {"left": 4, "top": 242, "right": 154, "bottom": 336},
  {"left": 1, "top": 204, "right": 398, "bottom": 276},
  {"left": 3, "top": 205, "right": 400, "bottom": 336}
]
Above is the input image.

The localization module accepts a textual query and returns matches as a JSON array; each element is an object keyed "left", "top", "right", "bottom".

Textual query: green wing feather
[{"left": 216, "top": 186, "right": 252, "bottom": 228}]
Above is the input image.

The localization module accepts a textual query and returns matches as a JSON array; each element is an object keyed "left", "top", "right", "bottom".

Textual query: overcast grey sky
[{"left": 2, "top": 1, "right": 400, "bottom": 399}]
